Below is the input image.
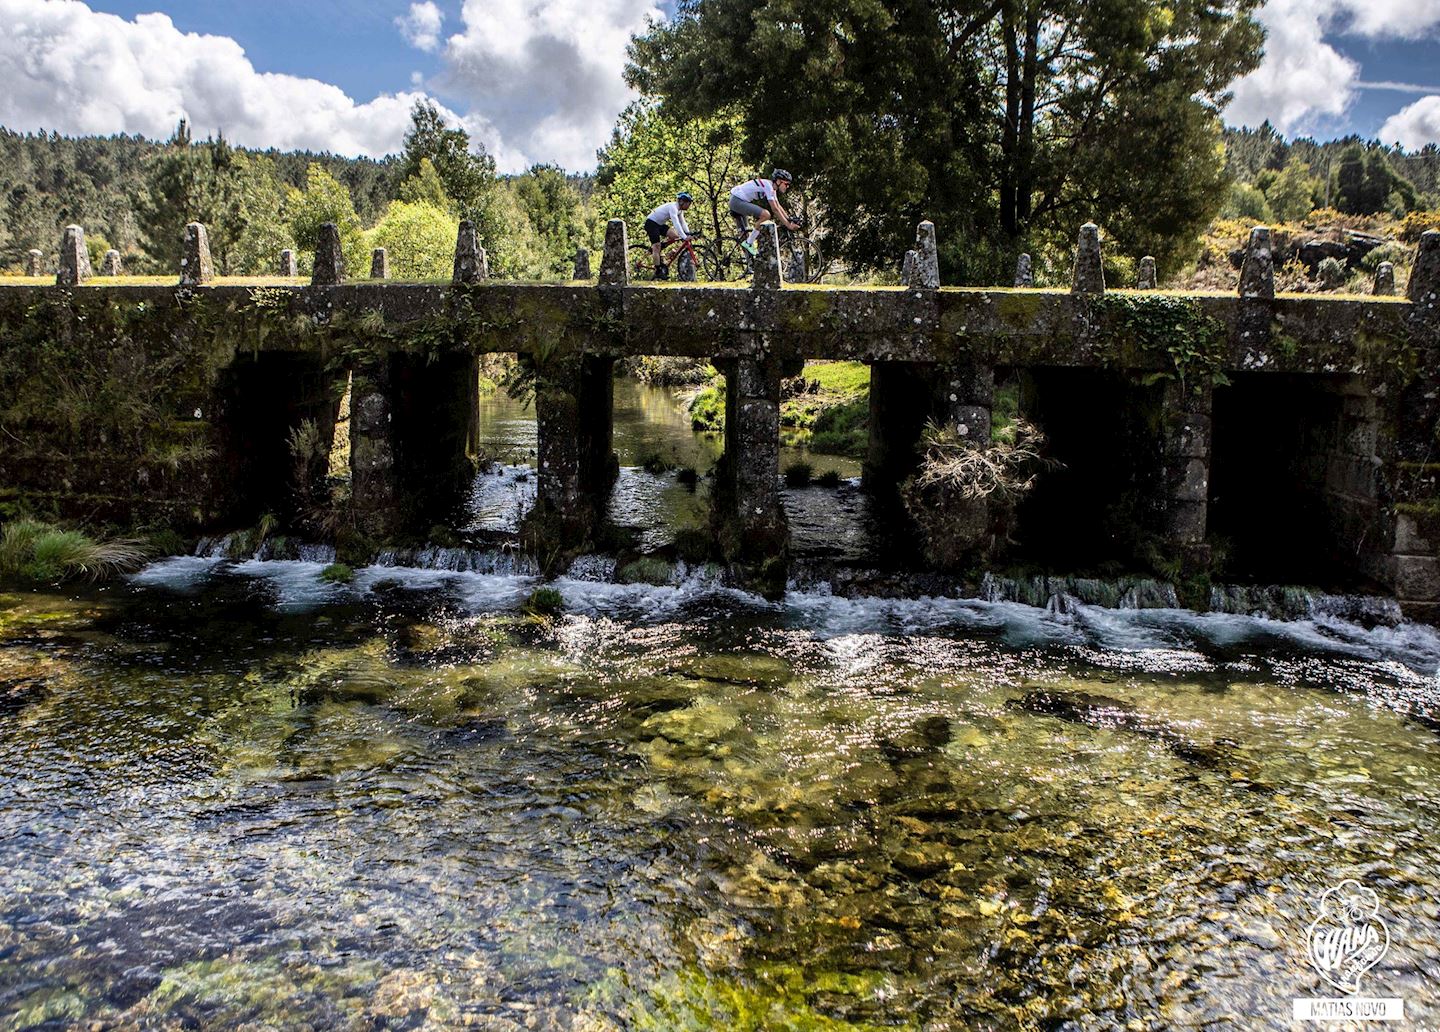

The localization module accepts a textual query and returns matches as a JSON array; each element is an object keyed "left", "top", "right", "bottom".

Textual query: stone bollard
[
  {"left": 371, "top": 248, "right": 389, "bottom": 280},
  {"left": 452, "top": 221, "right": 487, "bottom": 284},
  {"left": 572, "top": 246, "right": 591, "bottom": 280},
  {"left": 1410, "top": 230, "right": 1440, "bottom": 315},
  {"left": 312, "top": 223, "right": 345, "bottom": 285},
  {"left": 280, "top": 249, "right": 298, "bottom": 277},
  {"left": 100, "top": 249, "right": 122, "bottom": 276},
  {"left": 752, "top": 222, "right": 783, "bottom": 289},
  {"left": 1014, "top": 252, "right": 1033, "bottom": 287},
  {"left": 180, "top": 222, "right": 215, "bottom": 286},
  {"left": 1071, "top": 223, "right": 1104, "bottom": 295},
  {"left": 598, "top": 219, "right": 629, "bottom": 287},
  {"left": 1238, "top": 226, "right": 1274, "bottom": 300},
  {"left": 26, "top": 249, "right": 44, "bottom": 277},
  {"left": 901, "top": 250, "right": 918, "bottom": 287},
  {"left": 56, "top": 225, "right": 90, "bottom": 287},
  {"left": 676, "top": 245, "right": 697, "bottom": 282},
  {"left": 1137, "top": 256, "right": 1157, "bottom": 290},
  {"left": 1374, "top": 261, "right": 1396, "bottom": 296},
  {"left": 913, "top": 221, "right": 940, "bottom": 289}
]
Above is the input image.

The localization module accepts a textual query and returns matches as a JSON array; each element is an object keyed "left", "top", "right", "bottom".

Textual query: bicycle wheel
[{"left": 629, "top": 243, "right": 657, "bottom": 281}]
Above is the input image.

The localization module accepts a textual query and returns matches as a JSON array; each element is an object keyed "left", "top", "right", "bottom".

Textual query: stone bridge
[{"left": 4, "top": 218, "right": 1439, "bottom": 615}]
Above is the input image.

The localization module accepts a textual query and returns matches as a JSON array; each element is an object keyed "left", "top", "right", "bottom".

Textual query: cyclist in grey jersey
[{"left": 729, "top": 169, "right": 800, "bottom": 256}]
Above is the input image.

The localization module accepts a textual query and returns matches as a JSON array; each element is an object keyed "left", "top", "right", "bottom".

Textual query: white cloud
[
  {"left": 438, "top": 0, "right": 664, "bottom": 171},
  {"left": 1379, "top": 95, "right": 1440, "bottom": 148},
  {"left": 0, "top": 0, "right": 472, "bottom": 157},
  {"left": 396, "top": 1, "right": 444, "bottom": 53}
]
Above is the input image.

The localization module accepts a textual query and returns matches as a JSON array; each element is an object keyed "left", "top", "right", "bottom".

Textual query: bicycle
[{"left": 630, "top": 233, "right": 729, "bottom": 282}]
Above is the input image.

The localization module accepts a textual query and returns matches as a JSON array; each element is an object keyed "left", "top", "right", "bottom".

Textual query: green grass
[
  {"left": 318, "top": 562, "right": 354, "bottom": 584},
  {"left": 0, "top": 520, "right": 147, "bottom": 582},
  {"left": 689, "top": 385, "right": 725, "bottom": 432},
  {"left": 523, "top": 586, "right": 564, "bottom": 618}
]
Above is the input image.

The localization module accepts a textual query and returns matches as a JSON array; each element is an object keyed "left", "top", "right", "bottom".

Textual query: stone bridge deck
[{"left": 3, "top": 218, "right": 1439, "bottom": 613}]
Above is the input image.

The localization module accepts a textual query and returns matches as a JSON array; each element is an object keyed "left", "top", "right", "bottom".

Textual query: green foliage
[
  {"left": 1265, "top": 155, "right": 1321, "bottom": 221},
  {"left": 1093, "top": 294, "right": 1228, "bottom": 393},
  {"left": 629, "top": 0, "right": 1263, "bottom": 280},
  {"left": 815, "top": 469, "right": 843, "bottom": 488},
  {"left": 808, "top": 400, "right": 868, "bottom": 458},
  {"left": 368, "top": 200, "right": 456, "bottom": 280},
  {"left": 1316, "top": 256, "right": 1346, "bottom": 289},
  {"left": 1224, "top": 182, "right": 1272, "bottom": 223},
  {"left": 510, "top": 164, "right": 587, "bottom": 277},
  {"left": 288, "top": 164, "right": 367, "bottom": 274},
  {"left": 318, "top": 562, "right": 354, "bottom": 584},
  {"left": 598, "top": 101, "right": 750, "bottom": 276},
  {"left": 616, "top": 556, "right": 674, "bottom": 585},
  {"left": 0, "top": 520, "right": 146, "bottom": 582},
  {"left": 1360, "top": 240, "right": 1411, "bottom": 272},
  {"left": 689, "top": 385, "right": 725, "bottom": 432},
  {"left": 523, "top": 585, "right": 564, "bottom": 618},
  {"left": 1334, "top": 143, "right": 1418, "bottom": 215},
  {"left": 782, "top": 461, "right": 813, "bottom": 487},
  {"left": 395, "top": 158, "right": 456, "bottom": 213}
]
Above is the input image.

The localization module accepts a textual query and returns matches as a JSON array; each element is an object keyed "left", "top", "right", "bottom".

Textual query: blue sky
[{"left": 1, "top": 0, "right": 1438, "bottom": 171}]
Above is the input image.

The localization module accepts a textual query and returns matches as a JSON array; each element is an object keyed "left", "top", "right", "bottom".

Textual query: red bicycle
[{"left": 629, "top": 233, "right": 710, "bottom": 281}]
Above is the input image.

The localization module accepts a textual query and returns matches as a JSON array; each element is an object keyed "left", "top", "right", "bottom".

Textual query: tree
[
  {"left": 399, "top": 101, "right": 509, "bottom": 268},
  {"left": 368, "top": 200, "right": 455, "bottom": 280},
  {"left": 627, "top": 0, "right": 1264, "bottom": 280},
  {"left": 1265, "top": 155, "right": 1319, "bottom": 221},
  {"left": 597, "top": 101, "right": 750, "bottom": 263},
  {"left": 288, "top": 164, "right": 366, "bottom": 273},
  {"left": 511, "top": 164, "right": 584, "bottom": 276},
  {"left": 396, "top": 158, "right": 456, "bottom": 213},
  {"left": 229, "top": 155, "right": 295, "bottom": 274},
  {"left": 1335, "top": 143, "right": 1418, "bottom": 215}
]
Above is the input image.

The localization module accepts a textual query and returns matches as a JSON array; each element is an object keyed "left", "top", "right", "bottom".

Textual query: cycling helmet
[
  {"left": 677, "top": 191, "right": 694, "bottom": 202},
  {"left": 772, "top": 168, "right": 792, "bottom": 183}
]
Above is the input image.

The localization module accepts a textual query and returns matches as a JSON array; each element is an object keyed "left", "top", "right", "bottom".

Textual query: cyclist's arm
[
  {"left": 769, "top": 198, "right": 799, "bottom": 230},
  {"left": 674, "top": 206, "right": 692, "bottom": 239}
]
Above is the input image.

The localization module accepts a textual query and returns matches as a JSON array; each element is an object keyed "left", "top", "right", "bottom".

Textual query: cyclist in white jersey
[
  {"left": 643, "top": 192, "right": 695, "bottom": 279},
  {"left": 729, "top": 169, "right": 800, "bottom": 256}
]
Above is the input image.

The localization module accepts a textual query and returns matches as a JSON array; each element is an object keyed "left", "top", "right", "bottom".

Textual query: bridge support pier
[
  {"left": 865, "top": 360, "right": 993, "bottom": 486},
  {"left": 390, "top": 353, "right": 478, "bottom": 528},
  {"left": 1158, "top": 383, "right": 1212, "bottom": 549},
  {"left": 348, "top": 361, "right": 401, "bottom": 542},
  {"left": 714, "top": 355, "right": 788, "bottom": 595},
  {"left": 528, "top": 354, "right": 615, "bottom": 554}
]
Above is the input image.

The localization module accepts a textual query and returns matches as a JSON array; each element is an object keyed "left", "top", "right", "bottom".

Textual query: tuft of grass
[
  {"left": 688, "top": 385, "right": 725, "bottom": 432},
  {"left": 783, "top": 461, "right": 814, "bottom": 487},
  {"left": 816, "top": 469, "right": 843, "bottom": 488},
  {"left": 523, "top": 586, "right": 564, "bottom": 618},
  {"left": 639, "top": 452, "right": 677, "bottom": 474},
  {"left": 318, "top": 562, "right": 354, "bottom": 584},
  {"left": 675, "top": 466, "right": 699, "bottom": 487},
  {"left": 671, "top": 527, "right": 713, "bottom": 563},
  {"left": 617, "top": 556, "right": 674, "bottom": 586},
  {"left": 0, "top": 520, "right": 147, "bottom": 583}
]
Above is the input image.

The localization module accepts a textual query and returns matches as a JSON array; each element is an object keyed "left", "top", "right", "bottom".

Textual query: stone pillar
[
  {"left": 100, "top": 249, "right": 122, "bottom": 276},
  {"left": 56, "top": 225, "right": 89, "bottom": 287},
  {"left": 1071, "top": 223, "right": 1104, "bottom": 295},
  {"left": 1238, "top": 226, "right": 1274, "bottom": 299},
  {"left": 936, "top": 363, "right": 993, "bottom": 444},
  {"left": 676, "top": 245, "right": 697, "bottom": 282},
  {"left": 280, "top": 249, "right": 298, "bottom": 277},
  {"left": 716, "top": 355, "right": 788, "bottom": 592},
  {"left": 913, "top": 220, "right": 940, "bottom": 289},
  {"left": 312, "top": 224, "right": 344, "bottom": 285},
  {"left": 1373, "top": 262, "right": 1396, "bottom": 296},
  {"left": 371, "top": 248, "right": 389, "bottom": 280},
  {"left": 1014, "top": 253, "right": 1033, "bottom": 287},
  {"left": 901, "top": 250, "right": 918, "bottom": 287},
  {"left": 532, "top": 356, "right": 589, "bottom": 539},
  {"left": 26, "top": 249, "right": 44, "bottom": 276},
  {"left": 180, "top": 223, "right": 214, "bottom": 286},
  {"left": 598, "top": 220, "right": 629, "bottom": 287},
  {"left": 1158, "top": 383, "right": 1212, "bottom": 547},
  {"left": 1410, "top": 230, "right": 1440, "bottom": 317},
  {"left": 573, "top": 247, "right": 591, "bottom": 280},
  {"left": 348, "top": 359, "right": 401, "bottom": 541},
  {"left": 1137, "top": 256, "right": 1157, "bottom": 290},
  {"left": 785, "top": 242, "right": 807, "bottom": 283},
  {"left": 453, "top": 220, "right": 487, "bottom": 283},
  {"left": 752, "top": 222, "right": 784, "bottom": 289}
]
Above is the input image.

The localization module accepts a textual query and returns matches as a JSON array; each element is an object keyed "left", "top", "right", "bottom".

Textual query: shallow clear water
[
  {"left": 472, "top": 379, "right": 873, "bottom": 557},
  {"left": 2, "top": 566, "right": 1438, "bottom": 1030}
]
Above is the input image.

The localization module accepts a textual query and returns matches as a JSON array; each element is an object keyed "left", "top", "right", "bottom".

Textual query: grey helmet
[{"left": 772, "top": 168, "right": 792, "bottom": 183}]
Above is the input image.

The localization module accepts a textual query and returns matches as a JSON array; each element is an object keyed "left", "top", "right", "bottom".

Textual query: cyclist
[
  {"left": 643, "top": 192, "right": 696, "bottom": 279},
  {"left": 729, "top": 170, "right": 800, "bottom": 256}
]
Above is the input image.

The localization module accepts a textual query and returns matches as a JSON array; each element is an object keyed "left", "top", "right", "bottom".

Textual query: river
[{"left": 1, "top": 378, "right": 1438, "bottom": 1030}]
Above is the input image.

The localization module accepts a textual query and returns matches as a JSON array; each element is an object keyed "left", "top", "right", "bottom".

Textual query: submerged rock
[{"left": 1009, "top": 688, "right": 1239, "bottom": 771}]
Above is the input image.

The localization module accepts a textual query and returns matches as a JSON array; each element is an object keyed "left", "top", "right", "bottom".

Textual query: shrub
[
  {"left": 1317, "top": 256, "right": 1347, "bottom": 289},
  {"left": 808, "top": 398, "right": 868, "bottom": 458},
  {"left": 617, "top": 557, "right": 674, "bottom": 585},
  {"left": 689, "top": 386, "right": 725, "bottom": 432},
  {"left": 1398, "top": 211, "right": 1440, "bottom": 243},
  {"left": 816, "top": 470, "right": 843, "bottom": 488},
  {"left": 1360, "top": 240, "right": 1411, "bottom": 273},
  {"left": 368, "top": 200, "right": 456, "bottom": 281},
  {"left": 783, "top": 461, "right": 813, "bottom": 487},
  {"left": 318, "top": 562, "right": 354, "bottom": 584},
  {"left": 523, "top": 586, "right": 564, "bottom": 618},
  {"left": 675, "top": 466, "right": 699, "bottom": 487},
  {"left": 639, "top": 452, "right": 677, "bottom": 474},
  {"left": 0, "top": 520, "right": 147, "bottom": 583}
]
